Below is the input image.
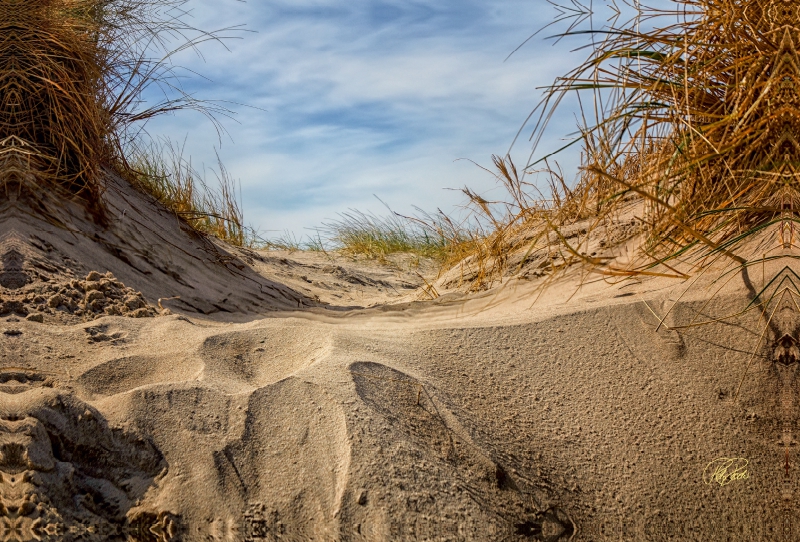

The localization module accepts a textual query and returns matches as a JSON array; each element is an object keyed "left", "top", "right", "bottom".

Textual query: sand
[{"left": 0, "top": 176, "right": 792, "bottom": 541}]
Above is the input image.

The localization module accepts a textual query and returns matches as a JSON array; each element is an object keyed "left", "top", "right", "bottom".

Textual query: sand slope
[
  {"left": 0, "top": 174, "right": 314, "bottom": 319},
  {"left": 0, "top": 179, "right": 790, "bottom": 540},
  {"left": 1, "top": 263, "right": 789, "bottom": 541}
]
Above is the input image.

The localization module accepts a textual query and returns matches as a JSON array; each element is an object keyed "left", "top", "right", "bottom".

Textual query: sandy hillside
[{"left": 0, "top": 180, "right": 791, "bottom": 541}]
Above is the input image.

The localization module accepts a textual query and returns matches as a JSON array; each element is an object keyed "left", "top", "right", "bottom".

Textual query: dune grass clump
[
  {"left": 0, "top": 0, "right": 109, "bottom": 207},
  {"left": 338, "top": 154, "right": 596, "bottom": 292},
  {"left": 257, "top": 200, "right": 478, "bottom": 265},
  {"left": 0, "top": 0, "right": 236, "bottom": 229},
  {"left": 319, "top": 205, "right": 477, "bottom": 262},
  {"left": 504, "top": 0, "right": 800, "bottom": 277},
  {"left": 128, "top": 140, "right": 252, "bottom": 246},
  {"left": 423, "top": 0, "right": 800, "bottom": 290}
]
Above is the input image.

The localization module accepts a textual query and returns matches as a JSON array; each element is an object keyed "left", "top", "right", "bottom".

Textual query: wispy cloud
[{"left": 142, "top": 0, "right": 589, "bottom": 237}]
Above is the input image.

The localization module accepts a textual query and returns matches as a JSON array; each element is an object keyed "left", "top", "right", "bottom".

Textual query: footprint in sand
[
  {"left": 0, "top": 371, "right": 176, "bottom": 541},
  {"left": 219, "top": 378, "right": 349, "bottom": 541},
  {"left": 347, "top": 361, "right": 575, "bottom": 541},
  {"left": 196, "top": 326, "right": 332, "bottom": 393},
  {"left": 77, "top": 353, "right": 203, "bottom": 397}
]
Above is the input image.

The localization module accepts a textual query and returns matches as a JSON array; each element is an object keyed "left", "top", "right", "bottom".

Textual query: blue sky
[{"left": 141, "top": 0, "right": 592, "bottom": 240}]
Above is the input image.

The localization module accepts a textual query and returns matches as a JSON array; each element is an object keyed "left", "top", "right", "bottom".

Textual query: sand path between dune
[{"left": 0, "top": 265, "right": 786, "bottom": 541}]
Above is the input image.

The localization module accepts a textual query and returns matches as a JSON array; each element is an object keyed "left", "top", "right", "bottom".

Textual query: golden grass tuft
[
  {"left": 546, "top": 0, "right": 800, "bottom": 268},
  {"left": 0, "top": 0, "right": 108, "bottom": 208},
  {"left": 128, "top": 140, "right": 252, "bottom": 247},
  {"left": 0, "top": 0, "right": 238, "bottom": 230},
  {"left": 431, "top": 155, "right": 602, "bottom": 291},
  {"left": 442, "top": 0, "right": 800, "bottom": 291}
]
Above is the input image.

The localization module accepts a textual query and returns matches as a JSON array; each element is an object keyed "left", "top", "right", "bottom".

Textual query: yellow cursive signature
[{"left": 703, "top": 457, "right": 750, "bottom": 486}]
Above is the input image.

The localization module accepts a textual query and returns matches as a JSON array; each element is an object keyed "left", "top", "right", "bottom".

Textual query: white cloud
[{"left": 139, "top": 0, "right": 596, "bottom": 238}]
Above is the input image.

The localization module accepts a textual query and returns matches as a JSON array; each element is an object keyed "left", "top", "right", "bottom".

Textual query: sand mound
[
  {"left": 2, "top": 269, "right": 157, "bottom": 324},
  {"left": 0, "top": 173, "right": 314, "bottom": 320},
  {"left": 197, "top": 327, "right": 332, "bottom": 393}
]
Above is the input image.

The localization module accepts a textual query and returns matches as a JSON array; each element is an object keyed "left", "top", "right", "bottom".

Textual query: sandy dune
[{"left": 0, "top": 179, "right": 792, "bottom": 541}]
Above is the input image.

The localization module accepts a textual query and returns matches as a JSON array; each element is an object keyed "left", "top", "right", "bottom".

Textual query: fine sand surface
[{"left": 0, "top": 180, "right": 790, "bottom": 541}]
